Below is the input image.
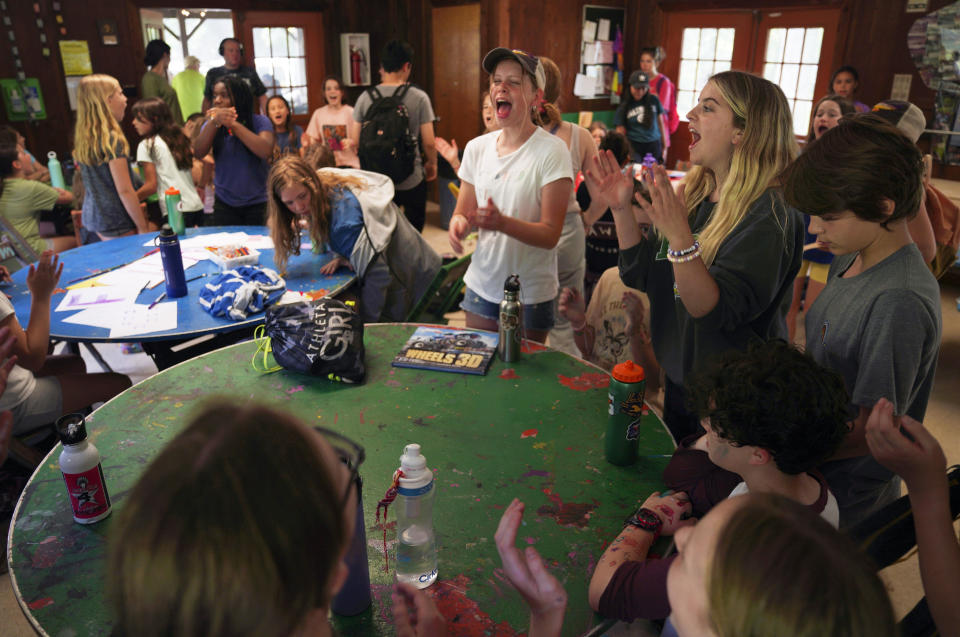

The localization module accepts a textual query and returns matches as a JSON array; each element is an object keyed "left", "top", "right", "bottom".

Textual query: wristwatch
[{"left": 624, "top": 506, "right": 663, "bottom": 535}]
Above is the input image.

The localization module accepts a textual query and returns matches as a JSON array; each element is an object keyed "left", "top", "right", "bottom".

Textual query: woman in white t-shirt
[
  {"left": 131, "top": 98, "right": 204, "bottom": 227},
  {"left": 304, "top": 76, "right": 361, "bottom": 169},
  {"left": 449, "top": 48, "right": 572, "bottom": 343}
]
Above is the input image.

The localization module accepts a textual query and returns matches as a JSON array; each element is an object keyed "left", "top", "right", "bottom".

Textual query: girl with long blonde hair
[
  {"left": 74, "top": 74, "right": 149, "bottom": 239},
  {"left": 586, "top": 70, "right": 803, "bottom": 440},
  {"left": 267, "top": 156, "right": 440, "bottom": 322}
]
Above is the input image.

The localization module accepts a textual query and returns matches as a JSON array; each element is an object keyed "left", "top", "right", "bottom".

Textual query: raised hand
[
  {"left": 495, "top": 499, "right": 567, "bottom": 636},
  {"left": 557, "top": 287, "right": 586, "bottom": 327},
  {"left": 435, "top": 137, "right": 459, "bottom": 165},
  {"left": 865, "top": 397, "right": 947, "bottom": 493},
  {"left": 26, "top": 251, "right": 63, "bottom": 300},
  {"left": 583, "top": 150, "right": 635, "bottom": 213},
  {"left": 633, "top": 164, "right": 694, "bottom": 250}
]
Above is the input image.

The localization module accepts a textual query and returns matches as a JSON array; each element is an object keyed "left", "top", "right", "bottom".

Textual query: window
[
  {"left": 761, "top": 27, "right": 824, "bottom": 136},
  {"left": 252, "top": 27, "right": 308, "bottom": 115},
  {"left": 676, "top": 28, "right": 735, "bottom": 119},
  {"left": 141, "top": 8, "right": 235, "bottom": 78}
]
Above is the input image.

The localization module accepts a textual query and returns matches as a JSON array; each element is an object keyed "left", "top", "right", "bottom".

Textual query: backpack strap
[{"left": 394, "top": 83, "right": 412, "bottom": 101}]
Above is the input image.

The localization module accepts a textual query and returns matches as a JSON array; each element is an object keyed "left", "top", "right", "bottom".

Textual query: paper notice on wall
[
  {"left": 582, "top": 20, "right": 597, "bottom": 43},
  {"left": 574, "top": 73, "right": 599, "bottom": 97},
  {"left": 58, "top": 40, "right": 92, "bottom": 75},
  {"left": 596, "top": 40, "right": 614, "bottom": 64},
  {"left": 582, "top": 42, "right": 599, "bottom": 66},
  {"left": 891, "top": 74, "right": 913, "bottom": 101},
  {"left": 597, "top": 19, "right": 611, "bottom": 41}
]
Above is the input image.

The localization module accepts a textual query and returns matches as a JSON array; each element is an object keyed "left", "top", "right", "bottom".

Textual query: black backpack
[{"left": 358, "top": 83, "right": 418, "bottom": 184}]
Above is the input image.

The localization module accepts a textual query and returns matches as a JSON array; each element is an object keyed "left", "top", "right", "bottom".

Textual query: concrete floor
[{"left": 2, "top": 202, "right": 958, "bottom": 634}]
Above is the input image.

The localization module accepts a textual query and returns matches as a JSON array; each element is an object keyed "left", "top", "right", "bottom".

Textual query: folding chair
[
  {"left": 405, "top": 253, "right": 471, "bottom": 324},
  {"left": 848, "top": 465, "right": 960, "bottom": 637}
]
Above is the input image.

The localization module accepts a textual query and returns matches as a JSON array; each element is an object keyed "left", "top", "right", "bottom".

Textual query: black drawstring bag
[{"left": 256, "top": 298, "right": 365, "bottom": 384}]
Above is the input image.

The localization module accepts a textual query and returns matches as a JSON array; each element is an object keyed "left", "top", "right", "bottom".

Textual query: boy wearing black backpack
[{"left": 349, "top": 40, "right": 437, "bottom": 232}]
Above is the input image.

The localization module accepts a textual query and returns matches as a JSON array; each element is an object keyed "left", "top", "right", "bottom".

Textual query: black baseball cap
[{"left": 629, "top": 71, "right": 650, "bottom": 88}]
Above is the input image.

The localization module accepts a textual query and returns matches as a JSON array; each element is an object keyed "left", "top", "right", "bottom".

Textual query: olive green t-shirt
[
  {"left": 0, "top": 178, "right": 59, "bottom": 255},
  {"left": 141, "top": 71, "right": 183, "bottom": 125}
]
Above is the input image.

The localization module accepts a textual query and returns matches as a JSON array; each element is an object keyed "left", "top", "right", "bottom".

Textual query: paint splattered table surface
[
  {"left": 7, "top": 323, "right": 674, "bottom": 636},
  {"left": 6, "top": 225, "right": 355, "bottom": 343}
]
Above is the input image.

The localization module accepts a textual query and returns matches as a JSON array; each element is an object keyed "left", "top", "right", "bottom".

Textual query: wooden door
[
  {"left": 431, "top": 4, "right": 481, "bottom": 148},
  {"left": 239, "top": 11, "right": 325, "bottom": 128}
]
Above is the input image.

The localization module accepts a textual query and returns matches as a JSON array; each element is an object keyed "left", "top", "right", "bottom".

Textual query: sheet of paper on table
[
  {"left": 143, "top": 232, "right": 274, "bottom": 252},
  {"left": 61, "top": 301, "right": 178, "bottom": 337},
  {"left": 54, "top": 285, "right": 141, "bottom": 313},
  {"left": 96, "top": 253, "right": 199, "bottom": 290}
]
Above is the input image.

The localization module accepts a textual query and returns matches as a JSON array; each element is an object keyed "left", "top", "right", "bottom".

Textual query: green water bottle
[
  {"left": 164, "top": 187, "right": 185, "bottom": 235},
  {"left": 605, "top": 360, "right": 646, "bottom": 466}
]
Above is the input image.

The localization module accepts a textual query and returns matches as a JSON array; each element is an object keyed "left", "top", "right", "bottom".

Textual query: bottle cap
[
  {"left": 612, "top": 360, "right": 645, "bottom": 383},
  {"left": 165, "top": 186, "right": 180, "bottom": 196},
  {"left": 56, "top": 413, "right": 87, "bottom": 445},
  {"left": 504, "top": 274, "right": 520, "bottom": 293},
  {"left": 159, "top": 224, "right": 175, "bottom": 238},
  {"left": 47, "top": 151, "right": 57, "bottom": 160},
  {"left": 398, "top": 443, "right": 432, "bottom": 488}
]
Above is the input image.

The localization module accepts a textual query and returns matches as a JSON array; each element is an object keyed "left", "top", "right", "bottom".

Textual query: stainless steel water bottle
[
  {"left": 156, "top": 224, "right": 187, "bottom": 298},
  {"left": 498, "top": 274, "right": 522, "bottom": 362},
  {"left": 605, "top": 360, "right": 646, "bottom": 465}
]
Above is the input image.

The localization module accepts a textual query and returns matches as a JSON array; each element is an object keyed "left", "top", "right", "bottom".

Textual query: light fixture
[
  {"left": 180, "top": 9, "right": 189, "bottom": 16},
  {"left": 199, "top": 10, "right": 206, "bottom": 17}
]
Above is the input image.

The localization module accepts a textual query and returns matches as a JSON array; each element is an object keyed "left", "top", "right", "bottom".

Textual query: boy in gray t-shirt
[
  {"left": 782, "top": 114, "right": 942, "bottom": 528},
  {"left": 349, "top": 39, "right": 437, "bottom": 232}
]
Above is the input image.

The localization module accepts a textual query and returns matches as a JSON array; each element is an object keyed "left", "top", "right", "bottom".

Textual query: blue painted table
[{"left": 6, "top": 226, "right": 355, "bottom": 343}]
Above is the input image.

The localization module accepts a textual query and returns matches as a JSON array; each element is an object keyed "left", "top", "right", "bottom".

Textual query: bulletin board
[
  {"left": 910, "top": 1, "right": 960, "bottom": 164},
  {"left": 575, "top": 5, "right": 625, "bottom": 101}
]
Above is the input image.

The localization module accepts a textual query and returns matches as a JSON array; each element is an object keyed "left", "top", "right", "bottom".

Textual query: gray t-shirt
[
  {"left": 79, "top": 142, "right": 138, "bottom": 236},
  {"left": 353, "top": 83, "right": 435, "bottom": 191},
  {"left": 807, "top": 243, "right": 941, "bottom": 527}
]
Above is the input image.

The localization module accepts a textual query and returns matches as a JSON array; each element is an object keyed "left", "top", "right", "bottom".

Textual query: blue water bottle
[
  {"left": 156, "top": 224, "right": 187, "bottom": 298},
  {"left": 47, "top": 151, "right": 66, "bottom": 189},
  {"left": 331, "top": 474, "right": 372, "bottom": 615}
]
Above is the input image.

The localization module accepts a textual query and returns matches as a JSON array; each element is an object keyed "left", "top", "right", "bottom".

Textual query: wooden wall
[{"left": 1, "top": 0, "right": 955, "bottom": 168}]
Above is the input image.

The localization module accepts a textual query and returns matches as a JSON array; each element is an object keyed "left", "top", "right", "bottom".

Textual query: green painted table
[{"left": 7, "top": 323, "right": 674, "bottom": 636}]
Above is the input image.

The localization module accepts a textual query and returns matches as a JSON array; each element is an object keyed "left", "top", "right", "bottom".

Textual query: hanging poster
[{"left": 58, "top": 40, "right": 92, "bottom": 76}]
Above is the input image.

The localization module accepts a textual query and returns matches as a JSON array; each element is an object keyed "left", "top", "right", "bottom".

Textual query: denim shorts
[{"left": 461, "top": 286, "right": 555, "bottom": 330}]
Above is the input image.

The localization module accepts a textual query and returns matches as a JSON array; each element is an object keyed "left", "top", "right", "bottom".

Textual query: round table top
[
  {"left": 7, "top": 324, "right": 674, "bottom": 636},
  {"left": 6, "top": 226, "right": 355, "bottom": 343}
]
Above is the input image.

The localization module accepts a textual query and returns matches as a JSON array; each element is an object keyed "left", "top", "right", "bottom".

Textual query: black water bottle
[
  {"left": 156, "top": 224, "right": 187, "bottom": 298},
  {"left": 331, "top": 474, "right": 372, "bottom": 615}
]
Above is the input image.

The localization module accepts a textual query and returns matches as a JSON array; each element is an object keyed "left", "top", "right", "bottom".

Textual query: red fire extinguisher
[{"left": 351, "top": 46, "right": 363, "bottom": 85}]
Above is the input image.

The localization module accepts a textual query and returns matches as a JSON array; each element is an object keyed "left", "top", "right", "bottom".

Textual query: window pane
[
  {"left": 289, "top": 57, "right": 307, "bottom": 86},
  {"left": 253, "top": 28, "right": 270, "bottom": 57},
  {"left": 678, "top": 59, "right": 697, "bottom": 91},
  {"left": 696, "top": 60, "right": 714, "bottom": 90},
  {"left": 797, "top": 64, "right": 818, "bottom": 100},
  {"left": 780, "top": 63, "right": 800, "bottom": 98},
  {"left": 187, "top": 18, "right": 234, "bottom": 74},
  {"left": 681, "top": 29, "right": 700, "bottom": 59},
  {"left": 678, "top": 90, "right": 696, "bottom": 121},
  {"left": 714, "top": 60, "right": 731, "bottom": 74},
  {"left": 801, "top": 28, "right": 823, "bottom": 64},
  {"left": 794, "top": 99, "right": 812, "bottom": 137},
  {"left": 289, "top": 86, "right": 308, "bottom": 115},
  {"left": 766, "top": 28, "right": 785, "bottom": 63},
  {"left": 272, "top": 58, "right": 290, "bottom": 86},
  {"left": 271, "top": 27, "right": 287, "bottom": 58},
  {"left": 784, "top": 28, "right": 805, "bottom": 64},
  {"left": 255, "top": 59, "right": 273, "bottom": 87},
  {"left": 699, "top": 28, "right": 717, "bottom": 59},
  {"left": 763, "top": 63, "right": 781, "bottom": 84},
  {"left": 287, "top": 27, "right": 304, "bottom": 57},
  {"left": 716, "top": 28, "right": 735, "bottom": 61}
]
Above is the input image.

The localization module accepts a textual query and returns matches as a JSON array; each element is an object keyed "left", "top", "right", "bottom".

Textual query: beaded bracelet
[
  {"left": 666, "top": 240, "right": 700, "bottom": 258},
  {"left": 667, "top": 244, "right": 702, "bottom": 264}
]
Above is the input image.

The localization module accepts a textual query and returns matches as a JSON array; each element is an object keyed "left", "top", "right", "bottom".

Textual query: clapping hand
[
  {"left": 435, "top": 137, "right": 459, "bottom": 166},
  {"left": 557, "top": 288, "right": 586, "bottom": 328},
  {"left": 583, "top": 150, "right": 635, "bottom": 213},
  {"left": 633, "top": 165, "right": 694, "bottom": 251},
  {"left": 495, "top": 499, "right": 567, "bottom": 635}
]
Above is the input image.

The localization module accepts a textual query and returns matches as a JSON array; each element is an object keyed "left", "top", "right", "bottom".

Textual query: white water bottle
[
  {"left": 394, "top": 444, "right": 437, "bottom": 588},
  {"left": 56, "top": 413, "right": 111, "bottom": 524}
]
